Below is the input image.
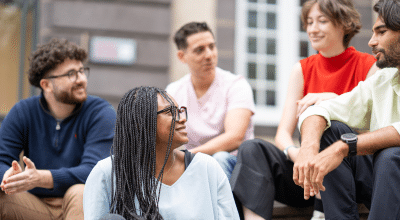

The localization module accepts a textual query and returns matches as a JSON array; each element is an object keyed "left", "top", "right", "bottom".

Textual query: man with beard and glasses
[
  {"left": 0, "top": 38, "right": 116, "bottom": 220},
  {"left": 292, "top": 0, "right": 400, "bottom": 219},
  {"left": 166, "top": 22, "right": 255, "bottom": 180}
]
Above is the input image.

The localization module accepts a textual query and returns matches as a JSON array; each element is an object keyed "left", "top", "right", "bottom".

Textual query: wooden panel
[
  {"left": 0, "top": 5, "right": 20, "bottom": 114},
  {"left": 87, "top": 67, "right": 169, "bottom": 98},
  {"left": 51, "top": 1, "right": 170, "bottom": 35}
]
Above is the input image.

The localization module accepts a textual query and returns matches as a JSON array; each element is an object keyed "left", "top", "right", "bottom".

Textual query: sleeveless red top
[{"left": 300, "top": 47, "right": 376, "bottom": 96}]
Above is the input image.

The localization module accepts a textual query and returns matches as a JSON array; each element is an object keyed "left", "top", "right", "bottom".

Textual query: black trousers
[
  {"left": 319, "top": 121, "right": 400, "bottom": 220},
  {"left": 230, "top": 138, "right": 314, "bottom": 220}
]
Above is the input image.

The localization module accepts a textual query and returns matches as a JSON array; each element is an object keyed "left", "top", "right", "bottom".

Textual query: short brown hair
[
  {"left": 301, "top": 0, "right": 361, "bottom": 48},
  {"left": 28, "top": 38, "right": 87, "bottom": 89},
  {"left": 174, "top": 22, "right": 214, "bottom": 50}
]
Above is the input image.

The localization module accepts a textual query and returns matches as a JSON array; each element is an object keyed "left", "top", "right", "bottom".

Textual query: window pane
[
  {"left": 267, "top": 0, "right": 276, "bottom": 4},
  {"left": 248, "top": 37, "right": 257, "bottom": 53},
  {"left": 252, "top": 89, "right": 257, "bottom": 104},
  {"left": 248, "top": 62, "right": 257, "bottom": 79},
  {"left": 266, "top": 12, "right": 276, "bottom": 29},
  {"left": 266, "top": 39, "right": 276, "bottom": 55},
  {"left": 300, "top": 18, "right": 305, "bottom": 32},
  {"left": 266, "top": 64, "right": 275, "bottom": 80},
  {"left": 266, "top": 90, "right": 276, "bottom": 106},
  {"left": 300, "top": 41, "right": 308, "bottom": 57},
  {"left": 248, "top": 11, "right": 257, "bottom": 28}
]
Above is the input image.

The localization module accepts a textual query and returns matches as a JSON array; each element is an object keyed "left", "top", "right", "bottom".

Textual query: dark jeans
[{"left": 319, "top": 121, "right": 400, "bottom": 220}]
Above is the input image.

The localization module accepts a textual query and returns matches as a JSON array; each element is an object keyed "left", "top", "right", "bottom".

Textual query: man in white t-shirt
[{"left": 166, "top": 22, "right": 255, "bottom": 180}]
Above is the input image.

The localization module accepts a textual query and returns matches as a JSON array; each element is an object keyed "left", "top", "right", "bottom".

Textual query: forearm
[
  {"left": 190, "top": 133, "right": 243, "bottom": 155},
  {"left": 275, "top": 130, "right": 298, "bottom": 151},
  {"left": 337, "top": 126, "right": 400, "bottom": 156},
  {"left": 300, "top": 115, "right": 327, "bottom": 152}
]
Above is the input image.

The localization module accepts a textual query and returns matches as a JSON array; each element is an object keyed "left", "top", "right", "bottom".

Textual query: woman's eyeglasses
[{"left": 157, "top": 106, "right": 187, "bottom": 121}]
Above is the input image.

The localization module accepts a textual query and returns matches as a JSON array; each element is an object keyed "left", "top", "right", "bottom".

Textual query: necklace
[{"left": 164, "top": 152, "right": 176, "bottom": 175}]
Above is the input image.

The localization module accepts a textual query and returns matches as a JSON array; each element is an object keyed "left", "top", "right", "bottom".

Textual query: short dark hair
[
  {"left": 174, "top": 22, "right": 214, "bottom": 50},
  {"left": 374, "top": 0, "right": 400, "bottom": 32},
  {"left": 301, "top": 0, "right": 361, "bottom": 48},
  {"left": 28, "top": 38, "right": 87, "bottom": 89}
]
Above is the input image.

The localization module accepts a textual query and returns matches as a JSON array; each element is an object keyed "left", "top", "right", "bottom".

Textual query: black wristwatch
[{"left": 341, "top": 133, "right": 358, "bottom": 157}]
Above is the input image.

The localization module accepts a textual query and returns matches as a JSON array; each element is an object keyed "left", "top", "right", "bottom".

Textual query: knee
[
  {"left": 0, "top": 190, "right": 8, "bottom": 205},
  {"left": 0, "top": 190, "right": 15, "bottom": 206},
  {"left": 238, "top": 139, "right": 275, "bottom": 159},
  {"left": 320, "top": 121, "right": 354, "bottom": 151},
  {"left": 374, "top": 147, "right": 400, "bottom": 173},
  {"left": 63, "top": 184, "right": 84, "bottom": 219},
  {"left": 64, "top": 184, "right": 84, "bottom": 202},
  {"left": 212, "top": 151, "right": 230, "bottom": 164}
]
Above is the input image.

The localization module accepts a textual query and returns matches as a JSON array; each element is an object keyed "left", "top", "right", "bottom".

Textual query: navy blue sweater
[{"left": 0, "top": 94, "right": 116, "bottom": 197}]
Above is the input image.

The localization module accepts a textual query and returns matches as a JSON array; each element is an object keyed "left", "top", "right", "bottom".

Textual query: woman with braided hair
[{"left": 83, "top": 86, "right": 239, "bottom": 220}]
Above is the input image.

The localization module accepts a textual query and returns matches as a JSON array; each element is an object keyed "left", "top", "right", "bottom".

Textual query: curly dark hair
[{"left": 28, "top": 38, "right": 87, "bottom": 88}]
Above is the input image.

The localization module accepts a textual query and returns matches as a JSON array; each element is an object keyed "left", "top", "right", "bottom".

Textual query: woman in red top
[{"left": 230, "top": 0, "right": 378, "bottom": 219}]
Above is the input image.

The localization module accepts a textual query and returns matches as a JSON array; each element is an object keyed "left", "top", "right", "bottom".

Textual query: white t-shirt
[
  {"left": 83, "top": 153, "right": 240, "bottom": 220},
  {"left": 166, "top": 67, "right": 255, "bottom": 155}
]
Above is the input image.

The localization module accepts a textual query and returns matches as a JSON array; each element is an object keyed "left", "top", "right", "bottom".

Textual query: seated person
[
  {"left": 166, "top": 22, "right": 255, "bottom": 180},
  {"left": 83, "top": 86, "right": 239, "bottom": 220},
  {"left": 0, "top": 38, "right": 116, "bottom": 219},
  {"left": 294, "top": 1, "right": 400, "bottom": 219},
  {"left": 229, "top": 0, "right": 378, "bottom": 219}
]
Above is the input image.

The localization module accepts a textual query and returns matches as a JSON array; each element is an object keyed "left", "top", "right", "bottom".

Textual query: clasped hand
[
  {"left": 1, "top": 156, "right": 40, "bottom": 195},
  {"left": 293, "top": 142, "right": 346, "bottom": 200}
]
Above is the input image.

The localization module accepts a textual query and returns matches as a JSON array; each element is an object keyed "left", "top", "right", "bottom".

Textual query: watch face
[{"left": 342, "top": 133, "right": 357, "bottom": 141}]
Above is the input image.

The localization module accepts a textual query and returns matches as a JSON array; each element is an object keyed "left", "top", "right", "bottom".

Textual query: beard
[
  {"left": 54, "top": 84, "right": 87, "bottom": 105},
  {"left": 373, "top": 37, "right": 400, "bottom": 69}
]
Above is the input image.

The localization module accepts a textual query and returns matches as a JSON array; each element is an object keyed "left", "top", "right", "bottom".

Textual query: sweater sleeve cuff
[
  {"left": 49, "top": 169, "right": 75, "bottom": 193},
  {"left": 298, "top": 105, "right": 331, "bottom": 132}
]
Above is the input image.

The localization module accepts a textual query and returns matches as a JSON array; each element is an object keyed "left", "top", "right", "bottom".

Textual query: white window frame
[{"left": 235, "top": 0, "right": 304, "bottom": 126}]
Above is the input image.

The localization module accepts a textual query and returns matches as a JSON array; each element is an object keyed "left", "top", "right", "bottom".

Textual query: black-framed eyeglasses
[
  {"left": 157, "top": 106, "right": 187, "bottom": 121},
  {"left": 45, "top": 67, "right": 90, "bottom": 82}
]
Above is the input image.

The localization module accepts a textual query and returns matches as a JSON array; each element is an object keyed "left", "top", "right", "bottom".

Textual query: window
[
  {"left": 248, "top": 62, "right": 257, "bottom": 79},
  {"left": 248, "top": 11, "right": 257, "bottom": 27},
  {"left": 266, "top": 12, "right": 276, "bottom": 29},
  {"left": 266, "top": 39, "right": 276, "bottom": 55},
  {"left": 300, "top": 40, "right": 309, "bottom": 58},
  {"left": 236, "top": 0, "right": 315, "bottom": 125},
  {"left": 248, "top": 37, "right": 257, "bottom": 53}
]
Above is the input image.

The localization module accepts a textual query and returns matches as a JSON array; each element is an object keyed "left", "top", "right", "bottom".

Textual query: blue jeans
[{"left": 212, "top": 151, "right": 237, "bottom": 180}]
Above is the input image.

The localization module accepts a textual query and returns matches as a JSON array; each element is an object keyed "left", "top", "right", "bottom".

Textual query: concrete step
[{"left": 272, "top": 201, "right": 369, "bottom": 220}]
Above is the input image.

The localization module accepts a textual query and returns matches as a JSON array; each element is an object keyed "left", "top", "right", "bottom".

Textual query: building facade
[{"left": 1, "top": 0, "right": 376, "bottom": 136}]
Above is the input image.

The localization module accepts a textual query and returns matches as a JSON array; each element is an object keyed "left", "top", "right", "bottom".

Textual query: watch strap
[{"left": 347, "top": 141, "right": 357, "bottom": 157}]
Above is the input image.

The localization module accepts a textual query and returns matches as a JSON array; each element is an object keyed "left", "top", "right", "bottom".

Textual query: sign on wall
[{"left": 89, "top": 36, "right": 137, "bottom": 65}]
